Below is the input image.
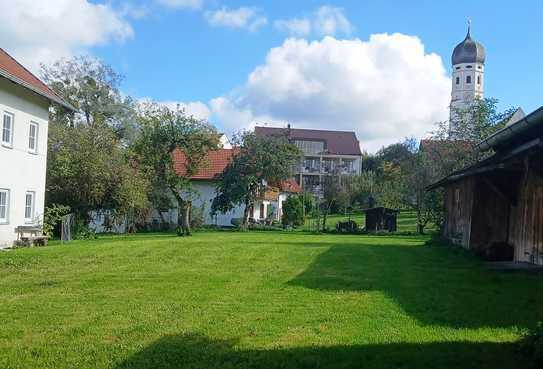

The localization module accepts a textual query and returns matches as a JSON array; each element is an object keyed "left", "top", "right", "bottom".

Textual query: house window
[
  {"left": 455, "top": 77, "right": 460, "bottom": 85},
  {"left": 0, "top": 189, "right": 9, "bottom": 224},
  {"left": 259, "top": 203, "right": 265, "bottom": 219},
  {"left": 2, "top": 112, "right": 14, "bottom": 147},
  {"left": 24, "top": 191, "right": 35, "bottom": 223},
  {"left": 466, "top": 75, "right": 472, "bottom": 84},
  {"left": 29, "top": 122, "right": 38, "bottom": 153}
]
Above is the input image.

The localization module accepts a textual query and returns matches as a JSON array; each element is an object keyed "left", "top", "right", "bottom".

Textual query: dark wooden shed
[
  {"left": 428, "top": 106, "right": 543, "bottom": 265},
  {"left": 363, "top": 207, "right": 399, "bottom": 232}
]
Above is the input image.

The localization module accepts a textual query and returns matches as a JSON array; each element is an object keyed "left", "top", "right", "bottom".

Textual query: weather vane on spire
[{"left": 467, "top": 18, "right": 472, "bottom": 34}]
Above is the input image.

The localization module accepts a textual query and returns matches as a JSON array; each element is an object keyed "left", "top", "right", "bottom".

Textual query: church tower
[{"left": 450, "top": 22, "right": 486, "bottom": 135}]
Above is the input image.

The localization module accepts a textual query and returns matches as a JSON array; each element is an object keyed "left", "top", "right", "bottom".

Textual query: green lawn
[
  {"left": 302, "top": 210, "right": 431, "bottom": 233},
  {"left": 1, "top": 231, "right": 542, "bottom": 369}
]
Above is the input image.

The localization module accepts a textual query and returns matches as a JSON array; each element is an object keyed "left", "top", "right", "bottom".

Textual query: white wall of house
[
  {"left": 190, "top": 181, "right": 245, "bottom": 226},
  {"left": 0, "top": 79, "right": 50, "bottom": 247}
]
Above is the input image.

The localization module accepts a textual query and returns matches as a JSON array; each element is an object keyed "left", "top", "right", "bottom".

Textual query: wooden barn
[{"left": 428, "top": 106, "right": 543, "bottom": 265}]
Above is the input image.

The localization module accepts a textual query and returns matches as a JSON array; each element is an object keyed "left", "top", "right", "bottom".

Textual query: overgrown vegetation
[{"left": 281, "top": 196, "right": 304, "bottom": 227}]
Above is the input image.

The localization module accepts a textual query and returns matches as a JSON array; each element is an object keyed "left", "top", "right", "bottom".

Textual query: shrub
[
  {"left": 43, "top": 204, "right": 71, "bottom": 237},
  {"left": 336, "top": 220, "right": 358, "bottom": 234},
  {"left": 230, "top": 218, "right": 243, "bottom": 227},
  {"left": 282, "top": 196, "right": 304, "bottom": 227},
  {"left": 190, "top": 205, "right": 206, "bottom": 231},
  {"left": 520, "top": 322, "right": 543, "bottom": 367}
]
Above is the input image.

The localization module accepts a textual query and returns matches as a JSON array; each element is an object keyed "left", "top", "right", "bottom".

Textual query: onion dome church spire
[{"left": 449, "top": 20, "right": 486, "bottom": 136}]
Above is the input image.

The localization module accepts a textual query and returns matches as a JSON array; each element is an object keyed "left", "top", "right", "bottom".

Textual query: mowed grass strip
[{"left": 1, "top": 231, "right": 542, "bottom": 369}]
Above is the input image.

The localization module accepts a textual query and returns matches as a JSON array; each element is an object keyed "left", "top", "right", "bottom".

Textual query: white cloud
[
  {"left": 275, "top": 6, "right": 354, "bottom": 37},
  {"left": 0, "top": 0, "right": 133, "bottom": 72},
  {"left": 208, "top": 34, "right": 451, "bottom": 152},
  {"left": 139, "top": 98, "right": 212, "bottom": 121},
  {"left": 205, "top": 7, "right": 268, "bottom": 32},
  {"left": 156, "top": 0, "right": 203, "bottom": 10}
]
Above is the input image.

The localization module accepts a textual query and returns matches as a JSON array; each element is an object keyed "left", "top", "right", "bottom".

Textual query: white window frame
[
  {"left": 2, "top": 112, "right": 14, "bottom": 148},
  {"left": 0, "top": 189, "right": 9, "bottom": 224},
  {"left": 24, "top": 191, "right": 35, "bottom": 224},
  {"left": 28, "top": 122, "right": 39, "bottom": 154}
]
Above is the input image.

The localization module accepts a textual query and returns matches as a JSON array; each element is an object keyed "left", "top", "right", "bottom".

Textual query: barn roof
[
  {"left": 477, "top": 106, "right": 543, "bottom": 152},
  {"left": 0, "top": 48, "right": 75, "bottom": 111},
  {"left": 427, "top": 105, "right": 543, "bottom": 191},
  {"left": 255, "top": 126, "right": 362, "bottom": 156}
]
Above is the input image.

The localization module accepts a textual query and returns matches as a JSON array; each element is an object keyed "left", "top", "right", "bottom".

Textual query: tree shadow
[
  {"left": 287, "top": 237, "right": 543, "bottom": 329},
  {"left": 114, "top": 333, "right": 528, "bottom": 369}
]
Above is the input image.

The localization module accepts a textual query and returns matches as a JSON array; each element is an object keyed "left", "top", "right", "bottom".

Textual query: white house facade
[{"left": 0, "top": 48, "right": 74, "bottom": 247}]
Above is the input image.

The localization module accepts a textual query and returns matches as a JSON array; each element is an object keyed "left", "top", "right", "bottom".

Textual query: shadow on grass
[
  {"left": 114, "top": 333, "right": 527, "bottom": 369},
  {"left": 287, "top": 237, "right": 543, "bottom": 329}
]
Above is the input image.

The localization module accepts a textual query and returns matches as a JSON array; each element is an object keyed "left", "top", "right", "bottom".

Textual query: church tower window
[
  {"left": 477, "top": 75, "right": 481, "bottom": 84},
  {"left": 466, "top": 75, "right": 472, "bottom": 84},
  {"left": 456, "top": 77, "right": 460, "bottom": 85}
]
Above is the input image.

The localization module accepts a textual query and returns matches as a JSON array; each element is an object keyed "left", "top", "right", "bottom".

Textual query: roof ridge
[
  {"left": 0, "top": 48, "right": 74, "bottom": 110},
  {"left": 0, "top": 48, "right": 51, "bottom": 93},
  {"left": 257, "top": 126, "right": 357, "bottom": 134}
]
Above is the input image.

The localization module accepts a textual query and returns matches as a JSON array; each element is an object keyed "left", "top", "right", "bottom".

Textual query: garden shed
[
  {"left": 363, "top": 207, "right": 399, "bottom": 232},
  {"left": 428, "top": 106, "right": 543, "bottom": 265}
]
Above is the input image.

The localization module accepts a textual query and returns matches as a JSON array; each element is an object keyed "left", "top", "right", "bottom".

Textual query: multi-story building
[
  {"left": 255, "top": 126, "right": 362, "bottom": 196},
  {"left": 0, "top": 48, "right": 74, "bottom": 247}
]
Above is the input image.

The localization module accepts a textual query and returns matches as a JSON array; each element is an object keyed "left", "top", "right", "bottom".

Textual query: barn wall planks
[
  {"left": 509, "top": 167, "right": 543, "bottom": 265},
  {"left": 443, "top": 177, "right": 475, "bottom": 249},
  {"left": 442, "top": 157, "right": 543, "bottom": 265},
  {"left": 469, "top": 179, "right": 510, "bottom": 256}
]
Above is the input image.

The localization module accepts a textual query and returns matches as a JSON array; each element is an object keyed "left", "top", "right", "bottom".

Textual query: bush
[
  {"left": 336, "top": 220, "right": 358, "bottom": 234},
  {"left": 190, "top": 205, "right": 206, "bottom": 231},
  {"left": 282, "top": 196, "right": 304, "bottom": 227},
  {"left": 520, "top": 322, "right": 543, "bottom": 367},
  {"left": 43, "top": 204, "right": 71, "bottom": 237},
  {"left": 230, "top": 218, "right": 243, "bottom": 227}
]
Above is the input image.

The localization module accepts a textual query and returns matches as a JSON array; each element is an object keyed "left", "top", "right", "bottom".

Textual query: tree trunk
[
  {"left": 173, "top": 192, "right": 192, "bottom": 236},
  {"left": 242, "top": 198, "right": 252, "bottom": 228},
  {"left": 180, "top": 201, "right": 192, "bottom": 236}
]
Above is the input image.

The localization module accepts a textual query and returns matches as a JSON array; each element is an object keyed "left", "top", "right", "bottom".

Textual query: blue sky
[{"left": 2, "top": 0, "right": 542, "bottom": 151}]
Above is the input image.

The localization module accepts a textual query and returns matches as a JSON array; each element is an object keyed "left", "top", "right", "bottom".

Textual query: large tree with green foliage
[
  {"left": 43, "top": 57, "right": 149, "bottom": 227},
  {"left": 133, "top": 103, "right": 219, "bottom": 236},
  {"left": 212, "top": 132, "right": 301, "bottom": 226}
]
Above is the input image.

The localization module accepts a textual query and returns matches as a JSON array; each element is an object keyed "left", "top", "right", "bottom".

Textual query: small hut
[{"left": 363, "top": 207, "right": 399, "bottom": 232}]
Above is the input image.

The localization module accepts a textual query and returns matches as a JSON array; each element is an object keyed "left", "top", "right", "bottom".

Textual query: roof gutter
[
  {"left": 0, "top": 70, "right": 76, "bottom": 112},
  {"left": 477, "top": 106, "right": 543, "bottom": 151}
]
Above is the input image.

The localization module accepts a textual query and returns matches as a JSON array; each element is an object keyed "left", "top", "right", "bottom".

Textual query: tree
[
  {"left": 44, "top": 58, "right": 149, "bottom": 226},
  {"left": 212, "top": 132, "right": 301, "bottom": 227},
  {"left": 41, "top": 56, "right": 138, "bottom": 141},
  {"left": 133, "top": 103, "right": 219, "bottom": 236},
  {"left": 281, "top": 196, "right": 304, "bottom": 227}
]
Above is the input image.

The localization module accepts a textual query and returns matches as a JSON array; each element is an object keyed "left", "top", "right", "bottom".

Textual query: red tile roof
[
  {"left": 173, "top": 148, "right": 239, "bottom": 180},
  {"left": 173, "top": 148, "right": 302, "bottom": 195},
  {"left": 0, "top": 48, "right": 74, "bottom": 110},
  {"left": 255, "top": 126, "right": 362, "bottom": 156},
  {"left": 279, "top": 179, "right": 301, "bottom": 193}
]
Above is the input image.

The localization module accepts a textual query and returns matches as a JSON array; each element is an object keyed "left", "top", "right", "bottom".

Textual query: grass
[
  {"left": 302, "top": 210, "right": 432, "bottom": 233},
  {"left": 1, "top": 228, "right": 542, "bottom": 368}
]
